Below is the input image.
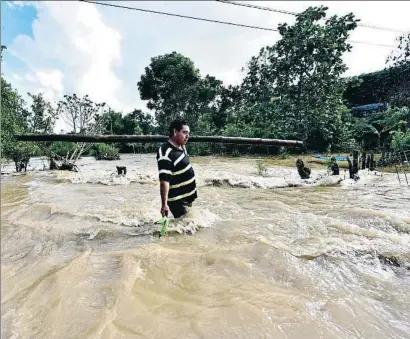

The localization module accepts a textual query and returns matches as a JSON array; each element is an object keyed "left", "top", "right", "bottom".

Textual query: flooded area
[{"left": 1, "top": 154, "right": 410, "bottom": 339}]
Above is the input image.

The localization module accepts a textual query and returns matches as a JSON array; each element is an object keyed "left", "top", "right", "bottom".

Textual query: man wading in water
[{"left": 157, "top": 119, "right": 197, "bottom": 218}]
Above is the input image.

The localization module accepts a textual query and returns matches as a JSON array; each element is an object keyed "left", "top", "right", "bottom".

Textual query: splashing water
[{"left": 1, "top": 154, "right": 410, "bottom": 339}]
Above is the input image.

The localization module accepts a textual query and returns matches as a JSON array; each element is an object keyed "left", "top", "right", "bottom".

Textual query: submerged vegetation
[{"left": 1, "top": 6, "right": 409, "bottom": 172}]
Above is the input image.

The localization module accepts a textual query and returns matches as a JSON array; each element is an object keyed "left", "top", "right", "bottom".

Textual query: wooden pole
[
  {"left": 347, "top": 156, "right": 354, "bottom": 179},
  {"left": 403, "top": 166, "right": 409, "bottom": 185},
  {"left": 353, "top": 150, "right": 359, "bottom": 174},
  {"left": 15, "top": 134, "right": 304, "bottom": 148},
  {"left": 361, "top": 152, "right": 367, "bottom": 170},
  {"left": 369, "top": 151, "right": 375, "bottom": 171},
  {"left": 395, "top": 164, "right": 401, "bottom": 184}
]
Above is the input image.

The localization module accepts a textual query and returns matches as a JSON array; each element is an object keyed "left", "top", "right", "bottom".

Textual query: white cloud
[
  {"left": 7, "top": 0, "right": 123, "bottom": 128},
  {"left": 5, "top": 0, "right": 38, "bottom": 9},
  {"left": 4, "top": 1, "right": 410, "bottom": 132}
]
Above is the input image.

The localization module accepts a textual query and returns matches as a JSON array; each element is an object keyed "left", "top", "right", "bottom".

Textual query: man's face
[{"left": 174, "top": 125, "right": 190, "bottom": 146}]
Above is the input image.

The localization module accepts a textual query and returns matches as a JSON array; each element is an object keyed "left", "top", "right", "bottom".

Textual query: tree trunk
[
  {"left": 369, "top": 151, "right": 375, "bottom": 171},
  {"left": 16, "top": 134, "right": 304, "bottom": 148},
  {"left": 353, "top": 150, "right": 359, "bottom": 174},
  {"left": 296, "top": 158, "right": 311, "bottom": 179},
  {"left": 347, "top": 156, "right": 354, "bottom": 179},
  {"left": 361, "top": 152, "right": 367, "bottom": 169}
]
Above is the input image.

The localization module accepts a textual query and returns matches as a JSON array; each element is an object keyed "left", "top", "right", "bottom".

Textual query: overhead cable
[{"left": 79, "top": 0, "right": 397, "bottom": 48}]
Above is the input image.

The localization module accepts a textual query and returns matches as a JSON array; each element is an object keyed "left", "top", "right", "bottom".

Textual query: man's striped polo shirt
[{"left": 156, "top": 141, "right": 197, "bottom": 204}]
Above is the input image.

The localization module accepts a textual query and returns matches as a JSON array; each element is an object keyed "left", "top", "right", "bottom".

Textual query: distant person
[{"left": 156, "top": 119, "right": 197, "bottom": 218}]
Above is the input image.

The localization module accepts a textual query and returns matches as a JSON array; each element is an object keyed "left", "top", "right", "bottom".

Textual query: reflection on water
[{"left": 1, "top": 154, "right": 410, "bottom": 339}]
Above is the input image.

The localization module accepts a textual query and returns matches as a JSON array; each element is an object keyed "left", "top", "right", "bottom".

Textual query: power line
[
  {"left": 348, "top": 40, "right": 397, "bottom": 48},
  {"left": 216, "top": 0, "right": 408, "bottom": 34},
  {"left": 216, "top": 0, "right": 298, "bottom": 16},
  {"left": 78, "top": 0, "right": 278, "bottom": 33},
  {"left": 79, "top": 0, "right": 396, "bottom": 48}
]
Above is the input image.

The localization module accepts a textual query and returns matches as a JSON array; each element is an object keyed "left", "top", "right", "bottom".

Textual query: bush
[
  {"left": 391, "top": 129, "right": 410, "bottom": 151},
  {"left": 231, "top": 149, "right": 240, "bottom": 157},
  {"left": 91, "top": 144, "right": 120, "bottom": 160},
  {"left": 50, "top": 141, "right": 76, "bottom": 157},
  {"left": 279, "top": 147, "right": 289, "bottom": 159},
  {"left": 255, "top": 159, "right": 268, "bottom": 176}
]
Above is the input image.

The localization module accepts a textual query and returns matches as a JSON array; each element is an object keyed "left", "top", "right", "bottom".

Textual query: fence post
[
  {"left": 353, "top": 150, "right": 359, "bottom": 174},
  {"left": 370, "top": 151, "right": 375, "bottom": 171},
  {"left": 361, "top": 152, "right": 367, "bottom": 169}
]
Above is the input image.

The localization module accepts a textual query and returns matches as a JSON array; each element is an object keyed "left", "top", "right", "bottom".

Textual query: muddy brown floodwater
[{"left": 1, "top": 154, "right": 410, "bottom": 339}]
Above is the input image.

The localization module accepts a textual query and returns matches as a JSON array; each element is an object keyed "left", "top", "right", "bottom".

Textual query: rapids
[{"left": 1, "top": 154, "right": 410, "bottom": 339}]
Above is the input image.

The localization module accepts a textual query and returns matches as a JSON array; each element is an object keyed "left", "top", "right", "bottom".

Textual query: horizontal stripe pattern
[
  {"left": 170, "top": 176, "right": 195, "bottom": 189},
  {"left": 168, "top": 188, "right": 197, "bottom": 202},
  {"left": 159, "top": 169, "right": 172, "bottom": 175},
  {"left": 168, "top": 178, "right": 196, "bottom": 202},
  {"left": 157, "top": 141, "right": 197, "bottom": 204},
  {"left": 173, "top": 163, "right": 191, "bottom": 176}
]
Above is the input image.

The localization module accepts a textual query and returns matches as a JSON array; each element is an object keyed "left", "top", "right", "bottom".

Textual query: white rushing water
[{"left": 1, "top": 154, "right": 410, "bottom": 339}]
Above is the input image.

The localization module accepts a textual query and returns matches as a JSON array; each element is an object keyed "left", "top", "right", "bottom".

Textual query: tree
[
  {"left": 27, "top": 92, "right": 58, "bottom": 134},
  {"left": 1, "top": 45, "right": 6, "bottom": 61},
  {"left": 137, "top": 51, "right": 223, "bottom": 133},
  {"left": 56, "top": 94, "right": 108, "bottom": 164},
  {"left": 1, "top": 78, "right": 39, "bottom": 171},
  {"left": 241, "top": 6, "right": 359, "bottom": 149},
  {"left": 190, "top": 75, "right": 224, "bottom": 134},
  {"left": 100, "top": 109, "right": 125, "bottom": 135},
  {"left": 57, "top": 94, "right": 106, "bottom": 134},
  {"left": 387, "top": 32, "right": 410, "bottom": 68},
  {"left": 385, "top": 32, "right": 410, "bottom": 107},
  {"left": 124, "top": 109, "right": 155, "bottom": 135},
  {"left": 138, "top": 52, "right": 201, "bottom": 131}
]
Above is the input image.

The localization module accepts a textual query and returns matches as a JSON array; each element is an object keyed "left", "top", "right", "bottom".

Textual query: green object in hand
[{"left": 156, "top": 216, "right": 169, "bottom": 238}]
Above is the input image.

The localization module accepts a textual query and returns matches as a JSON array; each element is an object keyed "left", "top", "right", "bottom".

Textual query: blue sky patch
[
  {"left": 1, "top": 2, "right": 37, "bottom": 76},
  {"left": 1, "top": 1, "right": 37, "bottom": 47}
]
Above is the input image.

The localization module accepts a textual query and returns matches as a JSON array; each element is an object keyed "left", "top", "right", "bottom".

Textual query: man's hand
[
  {"left": 159, "top": 180, "right": 170, "bottom": 217},
  {"left": 161, "top": 204, "right": 170, "bottom": 217}
]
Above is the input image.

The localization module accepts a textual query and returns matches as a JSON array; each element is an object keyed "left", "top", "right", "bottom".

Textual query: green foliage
[
  {"left": 137, "top": 51, "right": 223, "bottom": 134},
  {"left": 57, "top": 94, "right": 106, "bottom": 134},
  {"left": 91, "top": 144, "right": 120, "bottom": 160},
  {"left": 387, "top": 32, "right": 410, "bottom": 68},
  {"left": 255, "top": 159, "right": 268, "bottom": 176},
  {"left": 3, "top": 7, "right": 408, "bottom": 163},
  {"left": 241, "top": 6, "right": 358, "bottom": 149},
  {"left": 344, "top": 32, "right": 410, "bottom": 109},
  {"left": 350, "top": 107, "right": 410, "bottom": 151},
  {"left": 1, "top": 53, "right": 55, "bottom": 168},
  {"left": 1, "top": 45, "right": 6, "bottom": 61},
  {"left": 0, "top": 77, "right": 40, "bottom": 170},
  {"left": 27, "top": 92, "right": 58, "bottom": 134},
  {"left": 383, "top": 31, "right": 409, "bottom": 108},
  {"left": 125, "top": 109, "right": 155, "bottom": 135},
  {"left": 100, "top": 109, "right": 125, "bottom": 135},
  {"left": 187, "top": 143, "right": 213, "bottom": 156},
  {"left": 391, "top": 130, "right": 410, "bottom": 151},
  {"left": 279, "top": 147, "right": 289, "bottom": 159},
  {"left": 343, "top": 63, "right": 410, "bottom": 107},
  {"left": 231, "top": 149, "right": 241, "bottom": 157},
  {"left": 324, "top": 157, "right": 336, "bottom": 172},
  {"left": 50, "top": 142, "right": 76, "bottom": 157}
]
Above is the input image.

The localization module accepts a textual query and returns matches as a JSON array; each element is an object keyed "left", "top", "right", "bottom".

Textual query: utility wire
[
  {"left": 79, "top": 0, "right": 396, "bottom": 48},
  {"left": 216, "top": 0, "right": 298, "bottom": 16},
  {"left": 78, "top": 0, "right": 278, "bottom": 32},
  {"left": 216, "top": 0, "right": 408, "bottom": 34}
]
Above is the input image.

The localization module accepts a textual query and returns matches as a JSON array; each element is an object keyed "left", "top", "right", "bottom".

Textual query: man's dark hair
[{"left": 169, "top": 119, "right": 188, "bottom": 137}]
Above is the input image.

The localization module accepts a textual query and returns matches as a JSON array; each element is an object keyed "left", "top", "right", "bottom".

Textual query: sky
[{"left": 1, "top": 0, "right": 410, "bottom": 132}]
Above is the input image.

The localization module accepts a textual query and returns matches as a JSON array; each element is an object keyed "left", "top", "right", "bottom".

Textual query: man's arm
[
  {"left": 160, "top": 180, "right": 170, "bottom": 216},
  {"left": 157, "top": 147, "right": 173, "bottom": 216}
]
